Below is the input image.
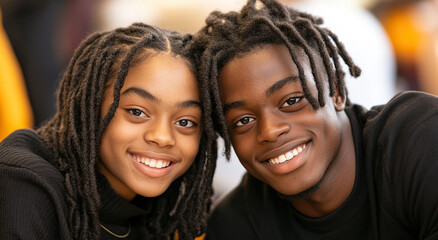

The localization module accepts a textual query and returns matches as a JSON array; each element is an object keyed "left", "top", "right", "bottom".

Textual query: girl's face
[{"left": 99, "top": 53, "right": 202, "bottom": 201}]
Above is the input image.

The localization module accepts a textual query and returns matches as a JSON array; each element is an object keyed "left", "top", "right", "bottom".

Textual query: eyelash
[
  {"left": 127, "top": 108, "right": 197, "bottom": 128},
  {"left": 175, "top": 119, "right": 197, "bottom": 128},
  {"left": 127, "top": 108, "right": 147, "bottom": 117},
  {"left": 233, "top": 116, "right": 255, "bottom": 127},
  {"left": 281, "top": 96, "right": 302, "bottom": 107},
  {"left": 231, "top": 96, "right": 303, "bottom": 128}
]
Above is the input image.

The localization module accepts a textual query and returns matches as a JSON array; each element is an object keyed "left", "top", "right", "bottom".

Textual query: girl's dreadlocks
[
  {"left": 191, "top": 0, "right": 362, "bottom": 159},
  {"left": 37, "top": 23, "right": 217, "bottom": 239}
]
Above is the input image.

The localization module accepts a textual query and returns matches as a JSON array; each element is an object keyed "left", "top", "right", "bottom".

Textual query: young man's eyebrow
[
  {"left": 122, "top": 87, "right": 158, "bottom": 102},
  {"left": 265, "top": 76, "right": 299, "bottom": 97},
  {"left": 178, "top": 100, "right": 201, "bottom": 109},
  {"left": 223, "top": 100, "right": 246, "bottom": 115}
]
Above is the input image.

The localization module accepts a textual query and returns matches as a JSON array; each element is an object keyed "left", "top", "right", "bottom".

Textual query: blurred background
[{"left": 1, "top": 0, "right": 437, "bottom": 202}]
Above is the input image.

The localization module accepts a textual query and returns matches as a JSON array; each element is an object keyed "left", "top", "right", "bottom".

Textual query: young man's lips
[
  {"left": 266, "top": 143, "right": 307, "bottom": 165},
  {"left": 258, "top": 140, "right": 310, "bottom": 163},
  {"left": 258, "top": 142, "right": 309, "bottom": 175}
]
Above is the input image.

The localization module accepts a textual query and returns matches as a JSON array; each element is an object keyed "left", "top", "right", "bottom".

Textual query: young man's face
[
  {"left": 219, "top": 44, "right": 346, "bottom": 196},
  {"left": 99, "top": 53, "right": 202, "bottom": 201}
]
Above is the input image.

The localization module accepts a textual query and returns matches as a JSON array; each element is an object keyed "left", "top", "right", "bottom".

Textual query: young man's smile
[{"left": 219, "top": 44, "right": 353, "bottom": 200}]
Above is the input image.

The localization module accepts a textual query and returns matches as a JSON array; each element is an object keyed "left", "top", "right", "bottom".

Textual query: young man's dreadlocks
[
  {"left": 191, "top": 0, "right": 361, "bottom": 159},
  {"left": 37, "top": 23, "right": 217, "bottom": 240}
]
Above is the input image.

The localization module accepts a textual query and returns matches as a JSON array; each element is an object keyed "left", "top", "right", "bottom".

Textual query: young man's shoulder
[
  {"left": 365, "top": 91, "right": 438, "bottom": 125},
  {"left": 361, "top": 91, "right": 438, "bottom": 239},
  {"left": 362, "top": 91, "right": 438, "bottom": 147},
  {"left": 206, "top": 173, "right": 261, "bottom": 240}
]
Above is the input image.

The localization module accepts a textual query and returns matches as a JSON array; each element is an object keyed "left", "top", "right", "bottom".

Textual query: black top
[
  {"left": 0, "top": 129, "right": 152, "bottom": 239},
  {"left": 206, "top": 91, "right": 438, "bottom": 240}
]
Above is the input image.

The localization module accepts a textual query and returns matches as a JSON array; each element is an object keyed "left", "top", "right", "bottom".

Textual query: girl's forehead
[{"left": 122, "top": 54, "right": 199, "bottom": 98}]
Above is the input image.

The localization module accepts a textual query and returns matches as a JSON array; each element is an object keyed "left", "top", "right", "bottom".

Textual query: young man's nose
[
  {"left": 256, "top": 114, "right": 290, "bottom": 143},
  {"left": 144, "top": 120, "right": 176, "bottom": 147}
]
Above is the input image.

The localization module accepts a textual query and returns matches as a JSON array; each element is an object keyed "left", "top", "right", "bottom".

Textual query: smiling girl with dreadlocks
[
  {"left": 191, "top": 0, "right": 438, "bottom": 239},
  {"left": 0, "top": 23, "right": 216, "bottom": 239}
]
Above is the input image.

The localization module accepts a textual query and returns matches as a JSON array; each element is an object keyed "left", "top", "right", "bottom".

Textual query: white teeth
[
  {"left": 149, "top": 159, "right": 157, "bottom": 168},
  {"left": 132, "top": 154, "right": 171, "bottom": 169},
  {"left": 156, "top": 160, "right": 163, "bottom": 168},
  {"left": 278, "top": 155, "right": 286, "bottom": 162},
  {"left": 268, "top": 144, "right": 306, "bottom": 165},
  {"left": 292, "top": 149, "right": 298, "bottom": 155}
]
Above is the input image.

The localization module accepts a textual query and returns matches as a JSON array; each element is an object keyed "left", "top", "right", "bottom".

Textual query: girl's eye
[
  {"left": 282, "top": 97, "right": 302, "bottom": 107},
  {"left": 127, "top": 108, "right": 146, "bottom": 117},
  {"left": 234, "top": 116, "right": 255, "bottom": 127},
  {"left": 176, "top": 119, "right": 196, "bottom": 128}
]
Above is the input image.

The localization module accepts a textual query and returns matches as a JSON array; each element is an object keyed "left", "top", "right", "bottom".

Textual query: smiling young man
[{"left": 191, "top": 0, "right": 438, "bottom": 239}]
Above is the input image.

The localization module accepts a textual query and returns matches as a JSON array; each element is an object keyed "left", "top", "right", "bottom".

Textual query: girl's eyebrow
[
  {"left": 122, "top": 87, "right": 201, "bottom": 109},
  {"left": 265, "top": 76, "right": 299, "bottom": 97},
  {"left": 122, "top": 87, "right": 158, "bottom": 102}
]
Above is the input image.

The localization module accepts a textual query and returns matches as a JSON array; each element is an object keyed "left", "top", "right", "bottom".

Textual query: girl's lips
[
  {"left": 128, "top": 152, "right": 177, "bottom": 178},
  {"left": 131, "top": 153, "right": 172, "bottom": 169}
]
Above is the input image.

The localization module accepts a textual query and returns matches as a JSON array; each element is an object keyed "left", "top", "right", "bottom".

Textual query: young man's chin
[{"left": 275, "top": 181, "right": 321, "bottom": 201}]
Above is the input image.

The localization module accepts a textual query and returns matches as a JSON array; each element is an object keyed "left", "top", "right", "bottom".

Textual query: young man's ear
[{"left": 332, "top": 90, "right": 346, "bottom": 111}]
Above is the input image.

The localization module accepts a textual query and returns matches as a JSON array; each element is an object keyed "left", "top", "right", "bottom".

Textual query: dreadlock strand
[
  {"left": 318, "top": 28, "right": 348, "bottom": 98},
  {"left": 260, "top": 0, "right": 290, "bottom": 21},
  {"left": 325, "top": 29, "right": 362, "bottom": 78},
  {"left": 245, "top": 16, "right": 321, "bottom": 107},
  {"left": 293, "top": 18, "right": 337, "bottom": 97},
  {"left": 209, "top": 50, "right": 232, "bottom": 158}
]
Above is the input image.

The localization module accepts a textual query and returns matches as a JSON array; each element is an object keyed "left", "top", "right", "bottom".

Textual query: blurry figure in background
[
  {"left": 279, "top": 0, "right": 397, "bottom": 109},
  {"left": 96, "top": 0, "right": 246, "bottom": 34},
  {"left": 0, "top": 0, "right": 98, "bottom": 127},
  {"left": 0, "top": 7, "right": 33, "bottom": 140},
  {"left": 373, "top": 0, "right": 438, "bottom": 95}
]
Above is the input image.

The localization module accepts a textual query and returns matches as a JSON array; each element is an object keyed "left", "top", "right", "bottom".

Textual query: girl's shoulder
[{"left": 0, "top": 128, "right": 64, "bottom": 194}]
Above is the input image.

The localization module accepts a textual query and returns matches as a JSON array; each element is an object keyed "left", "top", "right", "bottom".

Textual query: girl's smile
[{"left": 99, "top": 53, "right": 202, "bottom": 201}]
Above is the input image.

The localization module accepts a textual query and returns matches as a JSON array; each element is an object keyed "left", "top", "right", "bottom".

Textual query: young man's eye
[
  {"left": 234, "top": 116, "right": 255, "bottom": 127},
  {"left": 282, "top": 97, "right": 302, "bottom": 107},
  {"left": 176, "top": 119, "right": 196, "bottom": 128},
  {"left": 127, "top": 108, "right": 146, "bottom": 117}
]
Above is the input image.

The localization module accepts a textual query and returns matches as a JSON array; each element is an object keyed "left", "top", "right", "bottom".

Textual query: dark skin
[{"left": 219, "top": 44, "right": 356, "bottom": 218}]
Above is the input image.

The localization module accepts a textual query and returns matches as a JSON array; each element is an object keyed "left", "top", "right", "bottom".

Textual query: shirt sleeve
[
  {"left": 403, "top": 115, "right": 438, "bottom": 239},
  {"left": 380, "top": 93, "right": 438, "bottom": 239},
  {"left": 0, "top": 163, "right": 69, "bottom": 239},
  {"left": 206, "top": 185, "right": 258, "bottom": 240}
]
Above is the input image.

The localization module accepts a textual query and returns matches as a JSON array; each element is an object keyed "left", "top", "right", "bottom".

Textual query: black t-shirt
[
  {"left": 206, "top": 91, "right": 438, "bottom": 240},
  {"left": 0, "top": 129, "right": 151, "bottom": 239}
]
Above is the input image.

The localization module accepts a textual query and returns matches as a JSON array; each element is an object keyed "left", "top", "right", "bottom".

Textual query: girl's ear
[{"left": 332, "top": 90, "right": 346, "bottom": 111}]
